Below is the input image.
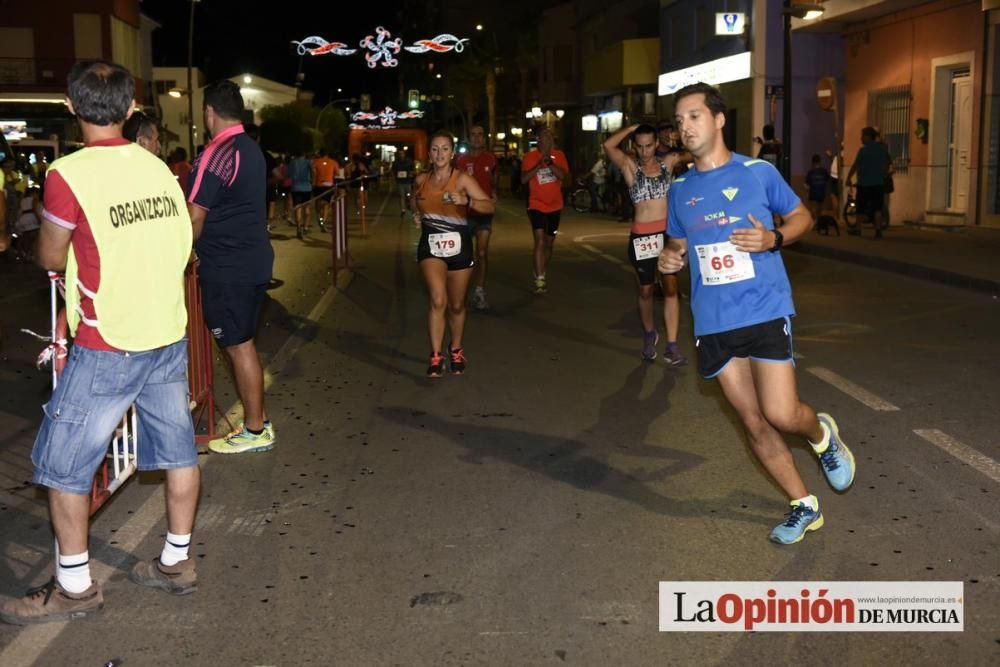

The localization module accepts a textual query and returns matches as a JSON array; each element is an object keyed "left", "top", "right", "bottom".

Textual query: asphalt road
[{"left": 0, "top": 189, "right": 997, "bottom": 665}]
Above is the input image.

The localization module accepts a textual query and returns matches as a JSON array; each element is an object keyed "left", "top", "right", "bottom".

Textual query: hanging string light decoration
[
  {"left": 292, "top": 27, "right": 469, "bottom": 68},
  {"left": 351, "top": 106, "right": 425, "bottom": 129},
  {"left": 360, "top": 26, "right": 403, "bottom": 68},
  {"left": 403, "top": 34, "right": 469, "bottom": 54},
  {"left": 291, "top": 36, "right": 357, "bottom": 56}
]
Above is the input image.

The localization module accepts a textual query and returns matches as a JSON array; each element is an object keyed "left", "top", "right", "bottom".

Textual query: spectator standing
[
  {"left": 803, "top": 154, "right": 830, "bottom": 221},
  {"left": 187, "top": 80, "right": 276, "bottom": 453},
  {"left": 0, "top": 59, "right": 199, "bottom": 624},
  {"left": 846, "top": 126, "right": 891, "bottom": 238}
]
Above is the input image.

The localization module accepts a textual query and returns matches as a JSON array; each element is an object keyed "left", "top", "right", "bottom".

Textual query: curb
[{"left": 788, "top": 242, "right": 1000, "bottom": 294}]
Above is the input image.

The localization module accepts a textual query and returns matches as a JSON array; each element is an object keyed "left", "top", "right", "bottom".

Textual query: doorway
[
  {"left": 947, "top": 70, "right": 972, "bottom": 211},
  {"left": 927, "top": 52, "right": 975, "bottom": 216}
]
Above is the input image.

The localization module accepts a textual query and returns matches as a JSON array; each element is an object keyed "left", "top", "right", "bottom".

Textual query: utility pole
[
  {"left": 781, "top": 0, "right": 792, "bottom": 182},
  {"left": 186, "top": 0, "right": 200, "bottom": 155}
]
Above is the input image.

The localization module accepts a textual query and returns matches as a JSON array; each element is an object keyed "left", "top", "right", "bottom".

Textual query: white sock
[
  {"left": 160, "top": 531, "right": 191, "bottom": 566},
  {"left": 809, "top": 422, "right": 831, "bottom": 452},
  {"left": 793, "top": 494, "right": 818, "bottom": 511},
  {"left": 56, "top": 551, "right": 92, "bottom": 594}
]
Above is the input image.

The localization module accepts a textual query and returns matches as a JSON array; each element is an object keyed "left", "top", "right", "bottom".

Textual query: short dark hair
[
  {"left": 633, "top": 124, "right": 657, "bottom": 140},
  {"left": 811, "top": 154, "right": 821, "bottom": 164},
  {"left": 763, "top": 124, "right": 776, "bottom": 141},
  {"left": 123, "top": 111, "right": 157, "bottom": 142},
  {"left": 673, "top": 82, "right": 727, "bottom": 118},
  {"left": 67, "top": 60, "right": 135, "bottom": 126},
  {"left": 203, "top": 80, "right": 245, "bottom": 120},
  {"left": 656, "top": 121, "right": 674, "bottom": 131},
  {"left": 861, "top": 126, "right": 877, "bottom": 141},
  {"left": 173, "top": 146, "right": 188, "bottom": 161}
]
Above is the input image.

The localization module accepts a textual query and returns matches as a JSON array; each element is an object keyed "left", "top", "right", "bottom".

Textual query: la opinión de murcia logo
[{"left": 659, "top": 582, "right": 963, "bottom": 632}]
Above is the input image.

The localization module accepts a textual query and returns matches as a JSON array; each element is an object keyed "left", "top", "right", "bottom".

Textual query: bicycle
[{"left": 843, "top": 184, "right": 888, "bottom": 236}]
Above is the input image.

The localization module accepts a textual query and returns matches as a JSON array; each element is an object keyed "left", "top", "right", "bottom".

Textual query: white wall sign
[
  {"left": 716, "top": 13, "right": 746, "bottom": 35},
  {"left": 581, "top": 114, "right": 598, "bottom": 131},
  {"left": 658, "top": 51, "right": 752, "bottom": 96},
  {"left": 599, "top": 111, "right": 623, "bottom": 132}
]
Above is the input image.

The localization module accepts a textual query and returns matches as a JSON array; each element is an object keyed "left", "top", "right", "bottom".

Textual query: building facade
[
  {"left": 797, "top": 0, "right": 992, "bottom": 228},
  {"left": 0, "top": 0, "right": 149, "bottom": 148}
]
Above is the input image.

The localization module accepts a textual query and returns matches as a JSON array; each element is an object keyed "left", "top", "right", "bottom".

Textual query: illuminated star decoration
[
  {"left": 360, "top": 26, "right": 403, "bottom": 68},
  {"left": 291, "top": 36, "right": 357, "bottom": 57},
  {"left": 350, "top": 106, "right": 424, "bottom": 129},
  {"left": 404, "top": 33, "right": 469, "bottom": 54},
  {"left": 291, "top": 27, "right": 470, "bottom": 68}
]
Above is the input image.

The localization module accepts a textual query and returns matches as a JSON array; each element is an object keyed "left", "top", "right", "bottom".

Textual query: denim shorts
[{"left": 32, "top": 339, "right": 198, "bottom": 495}]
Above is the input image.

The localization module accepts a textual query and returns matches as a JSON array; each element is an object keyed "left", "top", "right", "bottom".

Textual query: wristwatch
[{"left": 769, "top": 229, "right": 784, "bottom": 252}]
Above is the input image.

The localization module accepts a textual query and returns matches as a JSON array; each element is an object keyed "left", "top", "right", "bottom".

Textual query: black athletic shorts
[
  {"left": 291, "top": 190, "right": 311, "bottom": 206},
  {"left": 468, "top": 213, "right": 494, "bottom": 235},
  {"left": 313, "top": 186, "right": 334, "bottom": 202},
  {"left": 856, "top": 185, "right": 884, "bottom": 217},
  {"left": 200, "top": 281, "right": 268, "bottom": 348},
  {"left": 627, "top": 231, "right": 667, "bottom": 286},
  {"left": 417, "top": 224, "right": 475, "bottom": 271},
  {"left": 695, "top": 316, "right": 794, "bottom": 379},
  {"left": 528, "top": 209, "right": 561, "bottom": 236}
]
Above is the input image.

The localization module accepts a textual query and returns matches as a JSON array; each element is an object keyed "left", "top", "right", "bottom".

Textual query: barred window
[{"left": 867, "top": 85, "right": 911, "bottom": 174}]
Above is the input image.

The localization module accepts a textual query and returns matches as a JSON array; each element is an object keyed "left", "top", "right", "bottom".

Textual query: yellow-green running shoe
[{"left": 209, "top": 423, "right": 275, "bottom": 454}]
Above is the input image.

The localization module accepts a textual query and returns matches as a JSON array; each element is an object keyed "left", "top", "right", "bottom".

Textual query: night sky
[{"left": 140, "top": 1, "right": 541, "bottom": 105}]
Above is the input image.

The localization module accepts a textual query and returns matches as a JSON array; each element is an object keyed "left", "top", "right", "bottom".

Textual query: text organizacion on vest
[{"left": 108, "top": 192, "right": 183, "bottom": 228}]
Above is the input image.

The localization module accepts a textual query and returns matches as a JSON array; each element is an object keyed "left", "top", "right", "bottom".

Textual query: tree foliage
[{"left": 258, "top": 100, "right": 347, "bottom": 156}]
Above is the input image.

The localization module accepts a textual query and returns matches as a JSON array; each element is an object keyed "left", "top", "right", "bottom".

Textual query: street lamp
[
  {"left": 186, "top": 0, "right": 201, "bottom": 156},
  {"left": 555, "top": 109, "right": 565, "bottom": 119},
  {"left": 781, "top": 2, "right": 825, "bottom": 182},
  {"left": 531, "top": 105, "right": 542, "bottom": 118}
]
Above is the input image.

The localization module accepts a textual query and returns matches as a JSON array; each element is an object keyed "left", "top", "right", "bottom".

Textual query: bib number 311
[
  {"left": 695, "top": 241, "right": 755, "bottom": 285},
  {"left": 632, "top": 234, "right": 663, "bottom": 261},
  {"left": 429, "top": 231, "right": 462, "bottom": 258}
]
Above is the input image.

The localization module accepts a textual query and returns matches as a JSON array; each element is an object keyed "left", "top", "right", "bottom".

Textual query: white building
[
  {"left": 153, "top": 68, "right": 301, "bottom": 156},
  {"left": 153, "top": 66, "right": 205, "bottom": 157},
  {"left": 230, "top": 73, "right": 301, "bottom": 124}
]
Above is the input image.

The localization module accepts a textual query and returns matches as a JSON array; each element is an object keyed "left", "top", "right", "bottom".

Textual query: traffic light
[{"left": 408, "top": 89, "right": 420, "bottom": 109}]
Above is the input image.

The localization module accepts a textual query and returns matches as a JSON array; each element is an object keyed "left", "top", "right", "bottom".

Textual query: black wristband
[{"left": 769, "top": 229, "right": 784, "bottom": 252}]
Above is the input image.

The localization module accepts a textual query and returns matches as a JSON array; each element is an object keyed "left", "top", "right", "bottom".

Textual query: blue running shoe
[
  {"left": 641, "top": 331, "right": 659, "bottom": 361},
  {"left": 813, "top": 413, "right": 855, "bottom": 491},
  {"left": 769, "top": 499, "right": 824, "bottom": 545}
]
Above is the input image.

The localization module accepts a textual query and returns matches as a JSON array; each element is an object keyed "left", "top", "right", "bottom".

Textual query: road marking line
[
  {"left": 573, "top": 232, "right": 629, "bottom": 242},
  {"left": 806, "top": 367, "right": 900, "bottom": 411},
  {"left": 913, "top": 429, "right": 1000, "bottom": 485},
  {"left": 0, "top": 278, "right": 343, "bottom": 667},
  {"left": 0, "top": 488, "right": 166, "bottom": 667},
  {"left": 581, "top": 244, "right": 628, "bottom": 266}
]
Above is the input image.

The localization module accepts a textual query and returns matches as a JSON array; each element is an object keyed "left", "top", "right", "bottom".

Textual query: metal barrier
[
  {"left": 289, "top": 181, "right": 358, "bottom": 285},
  {"left": 184, "top": 259, "right": 222, "bottom": 446},
  {"left": 32, "top": 262, "right": 217, "bottom": 516},
  {"left": 331, "top": 190, "right": 350, "bottom": 276}
]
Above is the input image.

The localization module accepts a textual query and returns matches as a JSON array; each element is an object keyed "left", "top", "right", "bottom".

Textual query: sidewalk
[{"left": 789, "top": 223, "right": 1000, "bottom": 293}]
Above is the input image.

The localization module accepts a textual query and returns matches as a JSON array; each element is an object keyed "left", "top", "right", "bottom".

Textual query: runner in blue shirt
[{"left": 658, "top": 82, "right": 856, "bottom": 545}]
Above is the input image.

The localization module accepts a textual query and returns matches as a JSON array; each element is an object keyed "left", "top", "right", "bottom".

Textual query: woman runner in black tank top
[{"left": 412, "top": 131, "right": 495, "bottom": 377}]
